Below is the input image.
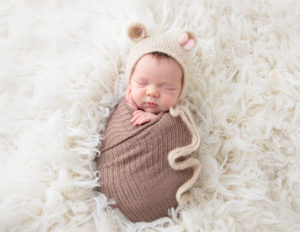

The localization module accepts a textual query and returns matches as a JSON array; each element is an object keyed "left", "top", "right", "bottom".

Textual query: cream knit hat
[{"left": 125, "top": 23, "right": 201, "bottom": 205}]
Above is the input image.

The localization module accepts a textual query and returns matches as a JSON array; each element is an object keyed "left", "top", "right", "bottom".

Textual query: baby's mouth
[{"left": 144, "top": 102, "right": 158, "bottom": 108}]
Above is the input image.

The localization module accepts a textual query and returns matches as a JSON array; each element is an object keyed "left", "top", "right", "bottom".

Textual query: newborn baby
[
  {"left": 96, "top": 23, "right": 201, "bottom": 222},
  {"left": 127, "top": 52, "right": 182, "bottom": 126}
]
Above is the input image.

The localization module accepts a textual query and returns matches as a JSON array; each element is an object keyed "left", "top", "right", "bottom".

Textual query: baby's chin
[
  {"left": 142, "top": 108, "right": 159, "bottom": 114},
  {"left": 138, "top": 102, "right": 171, "bottom": 114}
]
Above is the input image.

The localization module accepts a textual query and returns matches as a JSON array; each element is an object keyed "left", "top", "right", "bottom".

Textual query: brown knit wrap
[{"left": 96, "top": 98, "right": 193, "bottom": 222}]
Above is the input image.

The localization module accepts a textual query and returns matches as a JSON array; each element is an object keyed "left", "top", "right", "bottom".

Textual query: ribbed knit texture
[
  {"left": 97, "top": 98, "right": 193, "bottom": 222},
  {"left": 123, "top": 23, "right": 201, "bottom": 207}
]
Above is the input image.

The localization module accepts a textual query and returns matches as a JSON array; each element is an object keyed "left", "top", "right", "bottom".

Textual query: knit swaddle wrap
[
  {"left": 125, "top": 23, "right": 201, "bottom": 205},
  {"left": 97, "top": 23, "right": 201, "bottom": 222},
  {"left": 97, "top": 98, "right": 193, "bottom": 222}
]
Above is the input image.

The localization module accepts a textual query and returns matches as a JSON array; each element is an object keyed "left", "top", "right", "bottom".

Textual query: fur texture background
[{"left": 0, "top": 0, "right": 299, "bottom": 231}]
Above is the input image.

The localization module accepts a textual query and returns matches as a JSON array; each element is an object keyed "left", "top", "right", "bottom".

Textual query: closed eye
[
  {"left": 135, "top": 80, "right": 147, "bottom": 86},
  {"left": 161, "top": 85, "right": 176, "bottom": 91}
]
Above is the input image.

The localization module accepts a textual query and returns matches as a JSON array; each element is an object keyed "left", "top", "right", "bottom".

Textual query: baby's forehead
[
  {"left": 136, "top": 53, "right": 183, "bottom": 71},
  {"left": 131, "top": 54, "right": 183, "bottom": 84}
]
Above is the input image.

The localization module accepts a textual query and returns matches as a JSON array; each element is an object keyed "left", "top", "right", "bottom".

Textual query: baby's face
[{"left": 130, "top": 54, "right": 183, "bottom": 114}]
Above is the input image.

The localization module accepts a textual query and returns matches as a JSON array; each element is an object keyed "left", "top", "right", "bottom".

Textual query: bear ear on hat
[
  {"left": 178, "top": 31, "right": 197, "bottom": 51},
  {"left": 127, "top": 23, "right": 147, "bottom": 42}
]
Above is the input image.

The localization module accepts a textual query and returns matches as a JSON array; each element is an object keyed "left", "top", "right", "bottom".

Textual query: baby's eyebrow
[
  {"left": 136, "top": 78, "right": 148, "bottom": 83},
  {"left": 136, "top": 76, "right": 148, "bottom": 80},
  {"left": 160, "top": 81, "right": 175, "bottom": 85}
]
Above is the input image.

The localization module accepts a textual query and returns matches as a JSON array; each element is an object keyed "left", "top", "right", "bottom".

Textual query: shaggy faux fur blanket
[
  {"left": 0, "top": 0, "right": 299, "bottom": 231},
  {"left": 97, "top": 98, "right": 193, "bottom": 222}
]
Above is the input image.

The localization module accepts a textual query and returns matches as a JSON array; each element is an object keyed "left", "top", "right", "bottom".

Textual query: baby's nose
[{"left": 146, "top": 85, "right": 159, "bottom": 98}]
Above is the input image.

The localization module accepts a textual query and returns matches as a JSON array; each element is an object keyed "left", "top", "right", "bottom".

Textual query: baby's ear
[
  {"left": 178, "top": 31, "right": 197, "bottom": 51},
  {"left": 127, "top": 23, "right": 148, "bottom": 42}
]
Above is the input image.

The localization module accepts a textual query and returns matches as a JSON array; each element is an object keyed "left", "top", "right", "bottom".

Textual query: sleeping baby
[{"left": 96, "top": 23, "right": 201, "bottom": 222}]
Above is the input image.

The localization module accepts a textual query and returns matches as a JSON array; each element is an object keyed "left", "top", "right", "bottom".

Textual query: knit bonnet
[
  {"left": 125, "top": 23, "right": 197, "bottom": 105},
  {"left": 125, "top": 23, "right": 201, "bottom": 205}
]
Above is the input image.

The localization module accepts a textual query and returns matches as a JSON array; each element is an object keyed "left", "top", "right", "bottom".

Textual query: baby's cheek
[
  {"left": 131, "top": 88, "right": 143, "bottom": 105},
  {"left": 163, "top": 94, "right": 178, "bottom": 108}
]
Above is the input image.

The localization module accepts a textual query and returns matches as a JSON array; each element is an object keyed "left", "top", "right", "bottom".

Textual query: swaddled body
[
  {"left": 97, "top": 98, "right": 193, "bottom": 222},
  {"left": 97, "top": 23, "right": 201, "bottom": 222}
]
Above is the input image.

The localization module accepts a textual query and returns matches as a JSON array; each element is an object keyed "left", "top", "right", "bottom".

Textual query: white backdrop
[{"left": 0, "top": 0, "right": 299, "bottom": 231}]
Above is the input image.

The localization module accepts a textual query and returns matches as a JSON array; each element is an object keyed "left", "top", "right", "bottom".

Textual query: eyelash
[
  {"left": 161, "top": 85, "right": 175, "bottom": 91},
  {"left": 135, "top": 81, "right": 175, "bottom": 91},
  {"left": 136, "top": 81, "right": 147, "bottom": 86}
]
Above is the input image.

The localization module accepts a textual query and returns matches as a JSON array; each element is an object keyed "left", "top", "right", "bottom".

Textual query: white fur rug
[{"left": 1, "top": 0, "right": 299, "bottom": 231}]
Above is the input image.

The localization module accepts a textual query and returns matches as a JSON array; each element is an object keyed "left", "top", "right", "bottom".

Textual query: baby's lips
[{"left": 144, "top": 102, "right": 158, "bottom": 108}]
